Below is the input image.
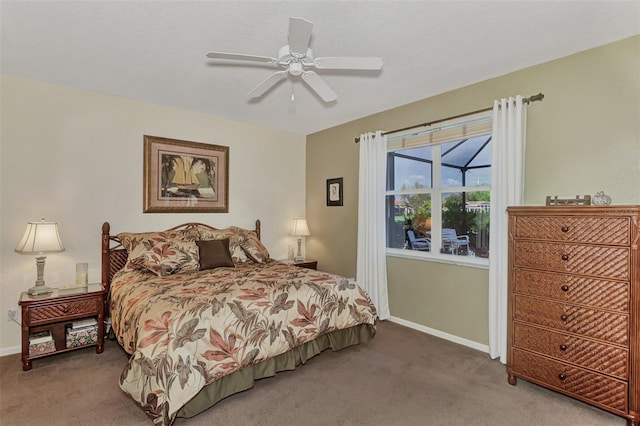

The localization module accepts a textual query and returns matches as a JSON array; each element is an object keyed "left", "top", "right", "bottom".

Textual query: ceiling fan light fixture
[{"left": 288, "top": 62, "right": 303, "bottom": 76}]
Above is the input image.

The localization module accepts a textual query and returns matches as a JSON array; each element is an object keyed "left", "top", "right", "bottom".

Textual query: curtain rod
[{"left": 354, "top": 92, "right": 544, "bottom": 143}]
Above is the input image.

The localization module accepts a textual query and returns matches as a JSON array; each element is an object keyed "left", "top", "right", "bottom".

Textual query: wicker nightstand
[
  {"left": 19, "top": 283, "right": 106, "bottom": 371},
  {"left": 281, "top": 258, "right": 318, "bottom": 270}
]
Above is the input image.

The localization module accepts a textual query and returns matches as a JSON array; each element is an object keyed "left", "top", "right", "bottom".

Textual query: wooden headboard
[{"left": 101, "top": 220, "right": 262, "bottom": 291}]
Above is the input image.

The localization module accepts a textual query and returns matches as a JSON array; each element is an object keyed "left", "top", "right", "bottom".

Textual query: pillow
[
  {"left": 240, "top": 231, "right": 270, "bottom": 263},
  {"left": 194, "top": 225, "right": 250, "bottom": 264},
  {"left": 196, "top": 239, "right": 235, "bottom": 270},
  {"left": 117, "top": 229, "right": 198, "bottom": 253},
  {"left": 125, "top": 239, "right": 199, "bottom": 277},
  {"left": 170, "top": 239, "right": 200, "bottom": 273}
]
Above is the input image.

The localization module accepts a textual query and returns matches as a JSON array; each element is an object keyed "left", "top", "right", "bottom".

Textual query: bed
[{"left": 101, "top": 220, "right": 377, "bottom": 425}]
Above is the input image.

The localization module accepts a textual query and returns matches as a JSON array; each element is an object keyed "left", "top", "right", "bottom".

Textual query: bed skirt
[{"left": 177, "top": 323, "right": 376, "bottom": 418}]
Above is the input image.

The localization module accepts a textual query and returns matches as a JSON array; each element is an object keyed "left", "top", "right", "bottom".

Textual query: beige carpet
[{"left": 0, "top": 321, "right": 624, "bottom": 426}]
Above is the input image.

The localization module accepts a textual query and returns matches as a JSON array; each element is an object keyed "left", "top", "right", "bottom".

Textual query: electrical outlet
[{"left": 8, "top": 308, "right": 20, "bottom": 324}]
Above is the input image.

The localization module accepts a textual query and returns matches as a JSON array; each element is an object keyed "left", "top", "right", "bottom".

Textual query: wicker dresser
[{"left": 507, "top": 205, "right": 639, "bottom": 426}]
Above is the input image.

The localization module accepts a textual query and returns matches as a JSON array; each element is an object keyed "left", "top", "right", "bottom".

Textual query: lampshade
[
  {"left": 290, "top": 218, "right": 310, "bottom": 237},
  {"left": 15, "top": 219, "right": 65, "bottom": 254},
  {"left": 15, "top": 219, "right": 65, "bottom": 296}
]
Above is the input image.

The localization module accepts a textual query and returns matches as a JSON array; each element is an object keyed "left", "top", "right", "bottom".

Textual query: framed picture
[
  {"left": 143, "top": 135, "right": 229, "bottom": 213},
  {"left": 326, "top": 177, "right": 343, "bottom": 206}
]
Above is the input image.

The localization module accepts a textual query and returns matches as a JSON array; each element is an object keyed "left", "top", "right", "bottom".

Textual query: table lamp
[
  {"left": 15, "top": 219, "right": 65, "bottom": 296},
  {"left": 290, "top": 218, "right": 310, "bottom": 262}
]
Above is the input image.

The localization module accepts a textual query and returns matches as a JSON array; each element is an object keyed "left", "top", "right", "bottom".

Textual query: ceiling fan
[{"left": 206, "top": 17, "right": 383, "bottom": 103}]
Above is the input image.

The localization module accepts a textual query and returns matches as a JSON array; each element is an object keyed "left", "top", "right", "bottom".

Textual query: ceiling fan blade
[
  {"left": 288, "top": 17, "right": 313, "bottom": 57},
  {"left": 206, "top": 51, "right": 277, "bottom": 64},
  {"left": 246, "top": 70, "right": 288, "bottom": 99},
  {"left": 301, "top": 71, "right": 337, "bottom": 102},
  {"left": 312, "top": 56, "right": 383, "bottom": 70}
]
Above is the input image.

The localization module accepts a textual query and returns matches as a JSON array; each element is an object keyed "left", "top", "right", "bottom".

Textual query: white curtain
[
  {"left": 488, "top": 96, "right": 527, "bottom": 363},
  {"left": 357, "top": 131, "right": 390, "bottom": 320}
]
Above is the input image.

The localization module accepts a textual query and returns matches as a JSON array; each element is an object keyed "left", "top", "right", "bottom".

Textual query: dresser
[{"left": 507, "top": 205, "right": 639, "bottom": 426}]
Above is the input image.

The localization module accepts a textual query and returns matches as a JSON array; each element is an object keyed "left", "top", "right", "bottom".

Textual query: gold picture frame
[{"left": 143, "top": 135, "right": 229, "bottom": 213}]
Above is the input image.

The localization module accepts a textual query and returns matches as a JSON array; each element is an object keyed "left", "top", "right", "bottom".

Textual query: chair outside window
[
  {"left": 442, "top": 228, "right": 470, "bottom": 255},
  {"left": 407, "top": 229, "right": 431, "bottom": 251}
]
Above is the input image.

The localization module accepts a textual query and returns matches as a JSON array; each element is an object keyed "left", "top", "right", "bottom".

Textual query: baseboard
[
  {"left": 387, "top": 316, "right": 489, "bottom": 353},
  {"left": 0, "top": 345, "right": 21, "bottom": 357}
]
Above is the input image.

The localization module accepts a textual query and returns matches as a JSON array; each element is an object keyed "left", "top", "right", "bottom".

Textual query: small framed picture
[{"left": 326, "top": 177, "right": 343, "bottom": 206}]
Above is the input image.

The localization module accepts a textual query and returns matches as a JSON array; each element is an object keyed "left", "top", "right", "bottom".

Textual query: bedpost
[
  {"left": 102, "top": 222, "right": 111, "bottom": 289},
  {"left": 256, "top": 219, "right": 261, "bottom": 240}
]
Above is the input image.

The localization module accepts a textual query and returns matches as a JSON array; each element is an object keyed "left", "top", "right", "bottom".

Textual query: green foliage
[
  {"left": 397, "top": 183, "right": 490, "bottom": 245},
  {"left": 442, "top": 194, "right": 471, "bottom": 234},
  {"left": 442, "top": 192, "right": 490, "bottom": 236},
  {"left": 400, "top": 183, "right": 432, "bottom": 233},
  {"left": 466, "top": 191, "right": 490, "bottom": 201}
]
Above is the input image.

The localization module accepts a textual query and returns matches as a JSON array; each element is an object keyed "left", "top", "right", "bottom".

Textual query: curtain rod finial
[{"left": 530, "top": 92, "right": 544, "bottom": 102}]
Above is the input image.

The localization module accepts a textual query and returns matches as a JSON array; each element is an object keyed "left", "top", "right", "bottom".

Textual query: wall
[
  {"left": 0, "top": 75, "right": 306, "bottom": 353},
  {"left": 306, "top": 35, "right": 640, "bottom": 348}
]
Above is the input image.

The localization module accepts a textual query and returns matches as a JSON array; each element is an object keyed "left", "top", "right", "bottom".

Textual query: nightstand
[
  {"left": 19, "top": 283, "right": 106, "bottom": 371},
  {"left": 281, "top": 258, "right": 318, "bottom": 270}
]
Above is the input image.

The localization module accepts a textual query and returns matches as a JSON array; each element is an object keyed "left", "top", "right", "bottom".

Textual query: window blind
[{"left": 387, "top": 111, "right": 492, "bottom": 151}]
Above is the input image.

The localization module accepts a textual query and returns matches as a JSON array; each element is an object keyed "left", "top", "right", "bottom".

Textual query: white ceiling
[{"left": 2, "top": 1, "right": 638, "bottom": 136}]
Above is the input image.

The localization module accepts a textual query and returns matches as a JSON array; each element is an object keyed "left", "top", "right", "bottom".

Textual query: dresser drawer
[
  {"left": 513, "top": 215, "right": 630, "bottom": 245},
  {"left": 514, "top": 295, "right": 628, "bottom": 345},
  {"left": 511, "top": 348, "right": 628, "bottom": 414},
  {"left": 513, "top": 323, "right": 629, "bottom": 379},
  {"left": 27, "top": 299, "right": 100, "bottom": 324},
  {"left": 514, "top": 269, "right": 629, "bottom": 312},
  {"left": 513, "top": 241, "right": 629, "bottom": 280}
]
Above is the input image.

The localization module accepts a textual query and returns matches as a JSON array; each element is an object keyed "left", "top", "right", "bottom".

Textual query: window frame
[{"left": 384, "top": 114, "right": 492, "bottom": 269}]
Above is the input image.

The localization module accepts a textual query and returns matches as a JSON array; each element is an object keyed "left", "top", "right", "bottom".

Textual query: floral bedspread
[{"left": 110, "top": 261, "right": 377, "bottom": 425}]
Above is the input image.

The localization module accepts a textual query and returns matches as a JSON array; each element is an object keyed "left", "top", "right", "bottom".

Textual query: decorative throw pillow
[
  {"left": 194, "top": 225, "right": 250, "bottom": 264},
  {"left": 170, "top": 239, "right": 200, "bottom": 273},
  {"left": 126, "top": 239, "right": 199, "bottom": 277},
  {"left": 196, "top": 239, "right": 235, "bottom": 270},
  {"left": 240, "top": 231, "right": 270, "bottom": 263},
  {"left": 117, "top": 229, "right": 198, "bottom": 254}
]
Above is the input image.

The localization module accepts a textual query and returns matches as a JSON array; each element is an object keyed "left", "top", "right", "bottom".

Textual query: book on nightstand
[
  {"left": 29, "top": 330, "right": 52, "bottom": 344},
  {"left": 71, "top": 317, "right": 97, "bottom": 330}
]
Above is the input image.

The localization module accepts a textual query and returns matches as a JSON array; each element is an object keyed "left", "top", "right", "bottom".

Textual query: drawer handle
[
  {"left": 560, "top": 314, "right": 568, "bottom": 322},
  {"left": 561, "top": 226, "right": 569, "bottom": 233},
  {"left": 558, "top": 373, "right": 567, "bottom": 381},
  {"left": 561, "top": 285, "right": 569, "bottom": 292},
  {"left": 561, "top": 254, "right": 569, "bottom": 261},
  {"left": 559, "top": 344, "right": 567, "bottom": 351}
]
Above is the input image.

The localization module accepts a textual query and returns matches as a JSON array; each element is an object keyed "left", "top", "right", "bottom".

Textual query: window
[{"left": 385, "top": 113, "right": 492, "bottom": 263}]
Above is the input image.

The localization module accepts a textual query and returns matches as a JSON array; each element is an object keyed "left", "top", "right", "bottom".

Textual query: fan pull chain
[{"left": 291, "top": 84, "right": 295, "bottom": 103}]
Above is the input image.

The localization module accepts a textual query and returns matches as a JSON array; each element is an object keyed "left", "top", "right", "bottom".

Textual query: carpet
[{"left": 0, "top": 321, "right": 624, "bottom": 426}]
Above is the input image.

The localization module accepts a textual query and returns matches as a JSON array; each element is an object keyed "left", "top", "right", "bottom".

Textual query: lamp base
[
  {"left": 28, "top": 284, "right": 53, "bottom": 296},
  {"left": 29, "top": 256, "right": 53, "bottom": 295},
  {"left": 295, "top": 237, "right": 304, "bottom": 262}
]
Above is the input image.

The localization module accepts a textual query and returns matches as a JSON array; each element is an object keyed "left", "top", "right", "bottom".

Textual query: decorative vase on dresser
[{"left": 507, "top": 205, "right": 639, "bottom": 426}]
